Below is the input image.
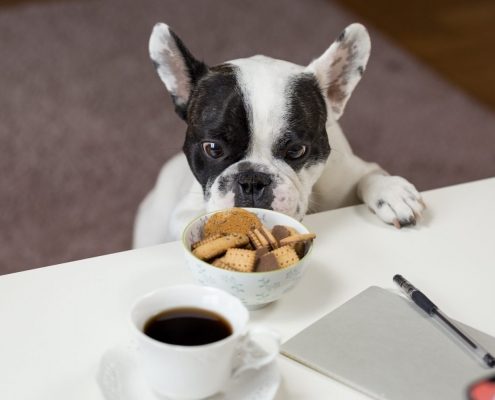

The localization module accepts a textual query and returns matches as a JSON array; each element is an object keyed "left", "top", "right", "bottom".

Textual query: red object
[{"left": 468, "top": 377, "right": 495, "bottom": 400}]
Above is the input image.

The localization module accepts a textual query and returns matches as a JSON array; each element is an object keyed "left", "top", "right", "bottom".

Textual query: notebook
[{"left": 281, "top": 286, "right": 495, "bottom": 400}]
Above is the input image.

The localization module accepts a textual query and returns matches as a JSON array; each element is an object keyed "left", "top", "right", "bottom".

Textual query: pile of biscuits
[{"left": 191, "top": 208, "right": 315, "bottom": 273}]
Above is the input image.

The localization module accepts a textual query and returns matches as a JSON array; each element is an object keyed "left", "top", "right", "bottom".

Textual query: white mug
[{"left": 130, "top": 285, "right": 280, "bottom": 399}]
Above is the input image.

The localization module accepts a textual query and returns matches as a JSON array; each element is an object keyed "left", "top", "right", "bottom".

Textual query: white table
[{"left": 1, "top": 178, "right": 494, "bottom": 400}]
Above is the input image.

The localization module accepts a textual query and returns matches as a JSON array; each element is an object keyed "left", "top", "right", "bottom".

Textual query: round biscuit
[{"left": 204, "top": 208, "right": 262, "bottom": 236}]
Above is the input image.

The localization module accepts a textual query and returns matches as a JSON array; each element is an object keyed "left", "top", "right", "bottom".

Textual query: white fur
[
  {"left": 133, "top": 23, "right": 424, "bottom": 248},
  {"left": 230, "top": 55, "right": 304, "bottom": 159},
  {"left": 134, "top": 153, "right": 204, "bottom": 244},
  {"left": 306, "top": 23, "right": 371, "bottom": 120},
  {"left": 149, "top": 23, "right": 191, "bottom": 106}
]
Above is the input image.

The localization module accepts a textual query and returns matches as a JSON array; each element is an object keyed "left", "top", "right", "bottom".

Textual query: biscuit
[
  {"left": 191, "top": 233, "right": 223, "bottom": 250},
  {"left": 279, "top": 233, "right": 316, "bottom": 246},
  {"left": 256, "top": 252, "right": 279, "bottom": 272},
  {"left": 280, "top": 233, "right": 315, "bottom": 259},
  {"left": 255, "top": 246, "right": 269, "bottom": 260},
  {"left": 254, "top": 246, "right": 269, "bottom": 270},
  {"left": 271, "top": 245, "right": 300, "bottom": 268},
  {"left": 212, "top": 257, "right": 236, "bottom": 271},
  {"left": 286, "top": 226, "right": 299, "bottom": 236},
  {"left": 211, "top": 257, "right": 225, "bottom": 267},
  {"left": 192, "top": 233, "right": 249, "bottom": 260},
  {"left": 193, "top": 208, "right": 315, "bottom": 272},
  {"left": 253, "top": 228, "right": 270, "bottom": 248},
  {"left": 271, "top": 225, "right": 292, "bottom": 243},
  {"left": 260, "top": 225, "right": 279, "bottom": 249},
  {"left": 204, "top": 208, "right": 262, "bottom": 237},
  {"left": 293, "top": 242, "right": 306, "bottom": 259},
  {"left": 247, "top": 230, "right": 263, "bottom": 249},
  {"left": 222, "top": 248, "right": 256, "bottom": 272}
]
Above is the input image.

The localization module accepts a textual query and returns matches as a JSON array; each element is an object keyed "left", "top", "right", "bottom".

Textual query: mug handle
[{"left": 232, "top": 326, "right": 281, "bottom": 378}]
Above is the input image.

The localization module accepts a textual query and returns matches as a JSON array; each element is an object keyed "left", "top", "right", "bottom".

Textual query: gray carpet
[{"left": 1, "top": 0, "right": 494, "bottom": 274}]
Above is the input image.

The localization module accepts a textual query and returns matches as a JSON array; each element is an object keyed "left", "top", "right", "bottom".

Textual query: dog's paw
[{"left": 360, "top": 174, "right": 425, "bottom": 228}]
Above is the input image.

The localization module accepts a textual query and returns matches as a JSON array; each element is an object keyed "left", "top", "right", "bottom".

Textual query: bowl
[{"left": 181, "top": 208, "right": 314, "bottom": 310}]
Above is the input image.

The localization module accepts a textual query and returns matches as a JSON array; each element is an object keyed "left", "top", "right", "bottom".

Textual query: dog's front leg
[{"left": 357, "top": 171, "right": 426, "bottom": 228}]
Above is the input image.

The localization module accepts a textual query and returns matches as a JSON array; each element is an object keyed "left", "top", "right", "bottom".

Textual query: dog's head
[{"left": 149, "top": 23, "right": 370, "bottom": 219}]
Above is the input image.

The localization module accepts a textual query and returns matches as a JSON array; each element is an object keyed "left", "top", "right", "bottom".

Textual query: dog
[{"left": 133, "top": 23, "right": 425, "bottom": 248}]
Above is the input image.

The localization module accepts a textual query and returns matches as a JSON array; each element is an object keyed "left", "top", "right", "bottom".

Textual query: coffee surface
[{"left": 144, "top": 307, "right": 232, "bottom": 346}]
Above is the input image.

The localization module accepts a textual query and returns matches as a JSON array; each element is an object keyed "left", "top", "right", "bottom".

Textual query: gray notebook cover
[{"left": 281, "top": 286, "right": 495, "bottom": 400}]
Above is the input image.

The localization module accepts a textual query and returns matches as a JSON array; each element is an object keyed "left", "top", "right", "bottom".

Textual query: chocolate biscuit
[
  {"left": 271, "top": 225, "right": 292, "bottom": 243},
  {"left": 256, "top": 252, "right": 279, "bottom": 272}
]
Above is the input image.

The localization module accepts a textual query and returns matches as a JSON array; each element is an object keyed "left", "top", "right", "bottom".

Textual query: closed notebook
[{"left": 281, "top": 286, "right": 495, "bottom": 400}]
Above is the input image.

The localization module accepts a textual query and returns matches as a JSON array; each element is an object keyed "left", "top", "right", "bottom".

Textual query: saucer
[{"left": 97, "top": 344, "right": 281, "bottom": 400}]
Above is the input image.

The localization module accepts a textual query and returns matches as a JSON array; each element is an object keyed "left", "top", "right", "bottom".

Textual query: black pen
[{"left": 393, "top": 274, "right": 495, "bottom": 368}]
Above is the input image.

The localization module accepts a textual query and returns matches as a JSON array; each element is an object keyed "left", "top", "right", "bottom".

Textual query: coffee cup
[{"left": 130, "top": 285, "right": 280, "bottom": 399}]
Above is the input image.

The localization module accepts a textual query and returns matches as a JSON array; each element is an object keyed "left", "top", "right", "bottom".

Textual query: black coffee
[{"left": 143, "top": 307, "right": 232, "bottom": 346}]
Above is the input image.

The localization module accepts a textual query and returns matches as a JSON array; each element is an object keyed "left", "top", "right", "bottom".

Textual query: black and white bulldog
[{"left": 133, "top": 23, "right": 425, "bottom": 248}]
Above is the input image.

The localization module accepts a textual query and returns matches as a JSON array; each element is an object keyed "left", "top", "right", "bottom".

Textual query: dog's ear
[
  {"left": 149, "top": 23, "right": 208, "bottom": 120},
  {"left": 306, "top": 23, "right": 370, "bottom": 120}
]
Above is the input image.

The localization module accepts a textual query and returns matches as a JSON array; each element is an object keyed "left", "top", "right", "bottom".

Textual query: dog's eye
[
  {"left": 286, "top": 144, "right": 307, "bottom": 160},
  {"left": 202, "top": 142, "right": 224, "bottom": 159}
]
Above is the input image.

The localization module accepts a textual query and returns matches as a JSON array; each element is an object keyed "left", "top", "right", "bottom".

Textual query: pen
[{"left": 393, "top": 274, "right": 495, "bottom": 368}]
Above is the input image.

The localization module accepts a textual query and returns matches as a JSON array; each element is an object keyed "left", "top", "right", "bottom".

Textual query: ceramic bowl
[{"left": 182, "top": 208, "right": 313, "bottom": 310}]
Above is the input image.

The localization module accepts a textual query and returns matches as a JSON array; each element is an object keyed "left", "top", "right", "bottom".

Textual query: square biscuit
[
  {"left": 222, "top": 248, "right": 256, "bottom": 272},
  {"left": 272, "top": 245, "right": 300, "bottom": 268},
  {"left": 212, "top": 257, "right": 237, "bottom": 271}
]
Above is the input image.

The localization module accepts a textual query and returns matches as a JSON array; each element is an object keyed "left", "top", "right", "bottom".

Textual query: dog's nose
[{"left": 237, "top": 171, "right": 272, "bottom": 199}]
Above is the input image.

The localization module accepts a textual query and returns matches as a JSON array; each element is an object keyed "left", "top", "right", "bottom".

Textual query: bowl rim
[{"left": 181, "top": 207, "right": 314, "bottom": 276}]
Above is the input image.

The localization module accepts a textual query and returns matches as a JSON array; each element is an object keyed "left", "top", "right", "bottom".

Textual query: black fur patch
[
  {"left": 167, "top": 29, "right": 209, "bottom": 120},
  {"left": 337, "top": 29, "right": 346, "bottom": 42},
  {"left": 169, "top": 30, "right": 208, "bottom": 88},
  {"left": 183, "top": 64, "right": 251, "bottom": 194},
  {"left": 273, "top": 73, "right": 330, "bottom": 171},
  {"left": 399, "top": 217, "right": 416, "bottom": 227}
]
